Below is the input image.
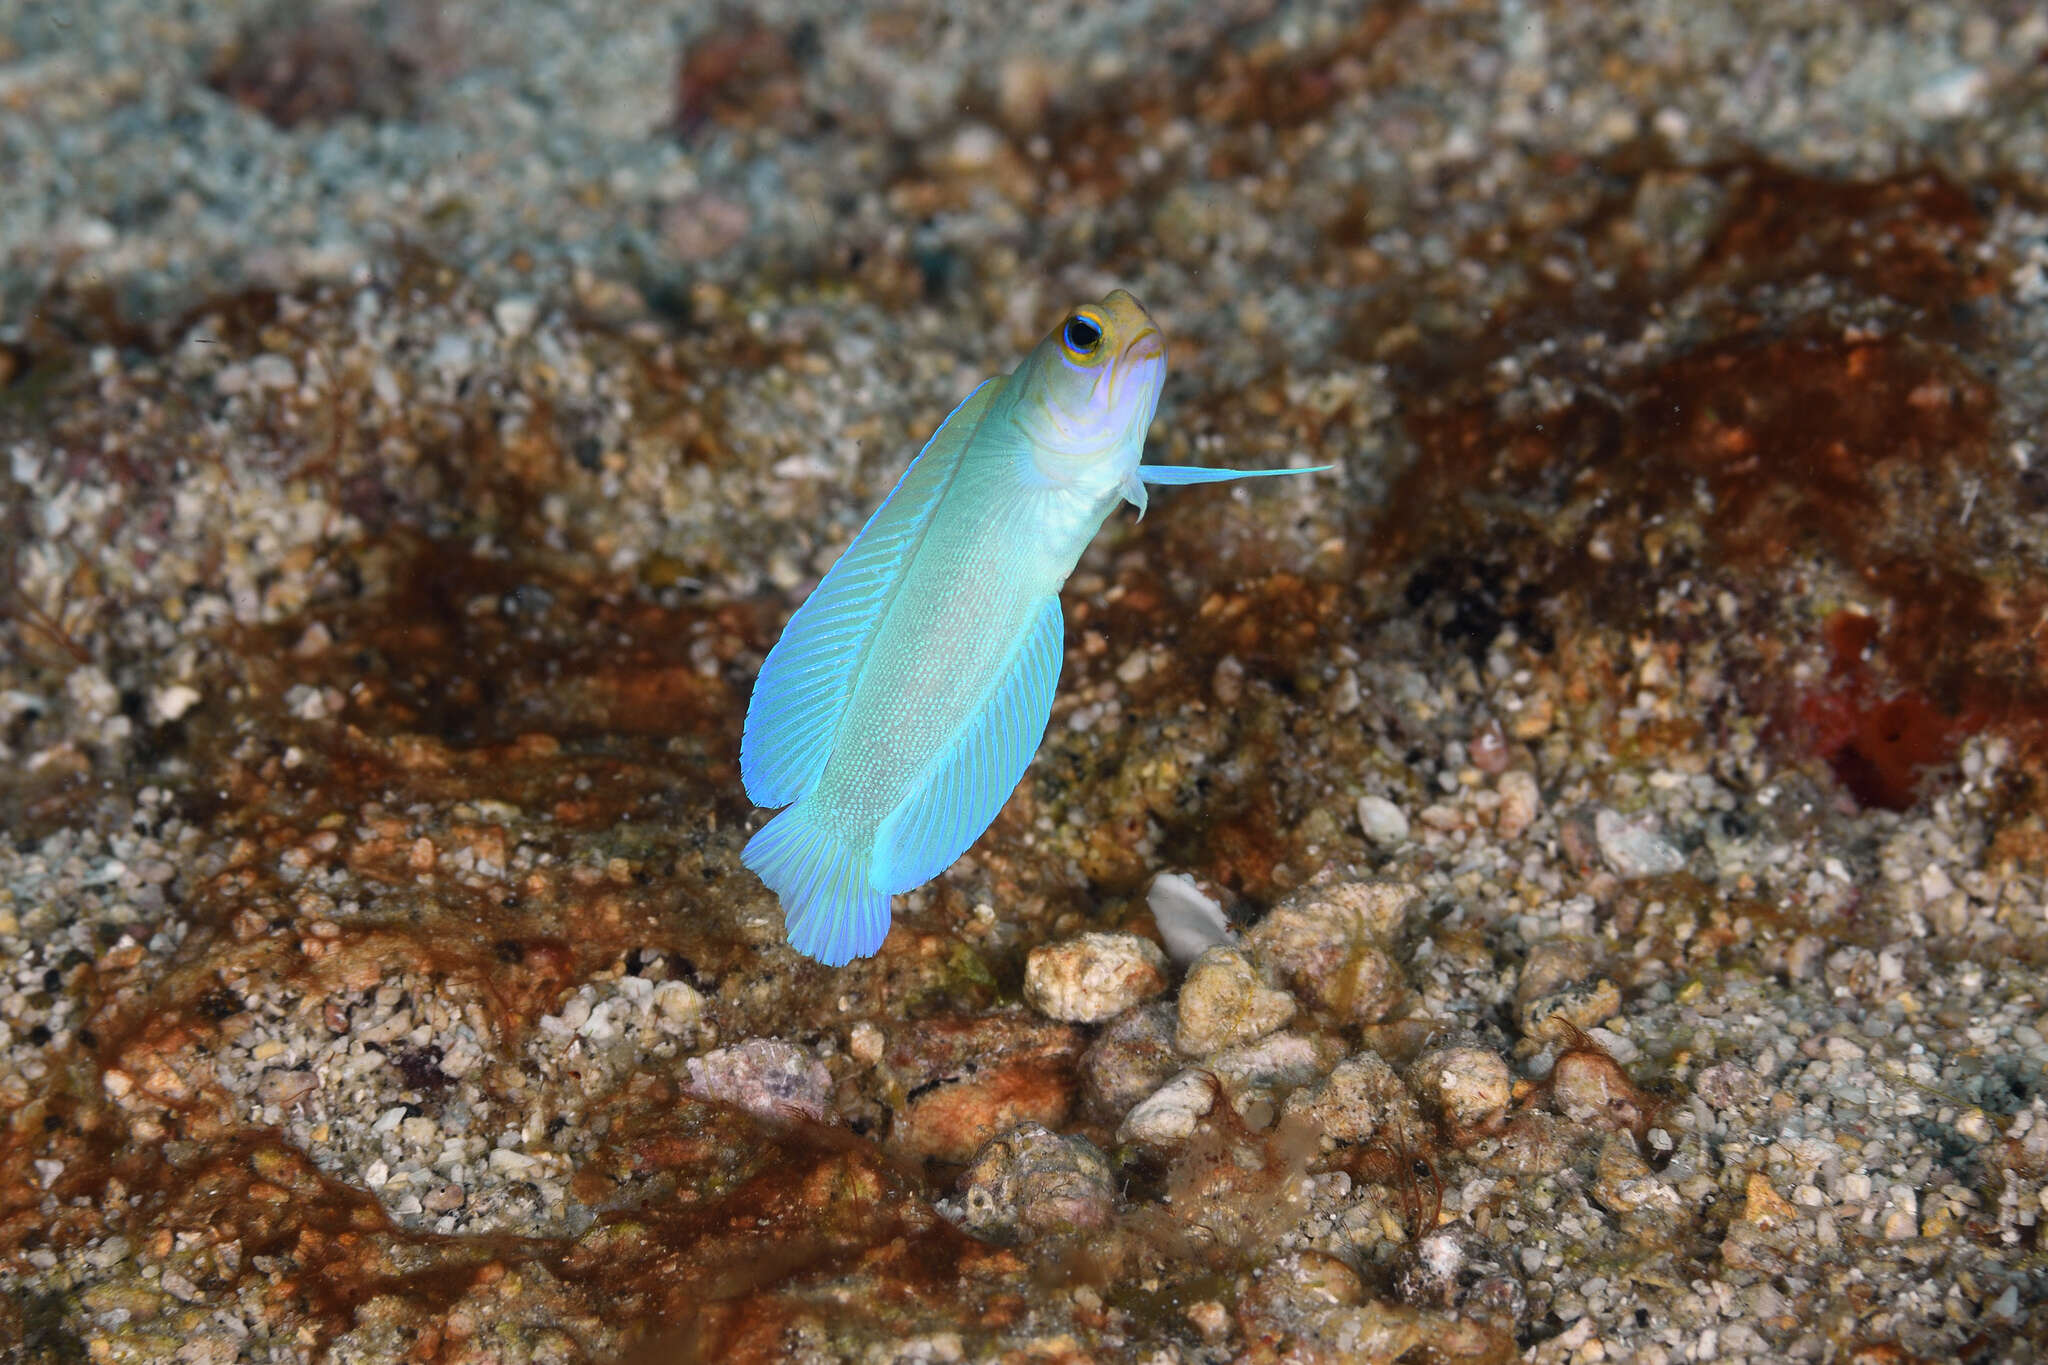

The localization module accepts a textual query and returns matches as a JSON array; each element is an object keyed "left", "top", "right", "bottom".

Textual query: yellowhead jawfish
[{"left": 741, "top": 291, "right": 1327, "bottom": 964}]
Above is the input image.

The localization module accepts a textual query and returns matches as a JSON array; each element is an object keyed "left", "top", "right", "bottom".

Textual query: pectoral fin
[
  {"left": 1137, "top": 462, "right": 1333, "bottom": 485},
  {"left": 1119, "top": 468, "right": 1149, "bottom": 518}
]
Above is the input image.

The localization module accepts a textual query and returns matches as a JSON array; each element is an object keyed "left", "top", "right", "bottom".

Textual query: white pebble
[
  {"left": 493, "top": 296, "right": 540, "bottom": 340},
  {"left": 1357, "top": 795, "right": 1410, "bottom": 846},
  {"left": 1594, "top": 809, "right": 1685, "bottom": 878},
  {"left": 1118, "top": 1070, "right": 1216, "bottom": 1146},
  {"left": 1910, "top": 66, "right": 1986, "bottom": 120},
  {"left": 1146, "top": 874, "right": 1233, "bottom": 966},
  {"left": 150, "top": 684, "right": 202, "bottom": 724},
  {"left": 1495, "top": 770, "right": 1540, "bottom": 840},
  {"left": 1024, "top": 932, "right": 1169, "bottom": 1023},
  {"left": 653, "top": 980, "right": 704, "bottom": 1031},
  {"left": 248, "top": 354, "right": 297, "bottom": 391}
]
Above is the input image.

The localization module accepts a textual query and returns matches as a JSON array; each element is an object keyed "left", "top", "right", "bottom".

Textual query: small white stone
[
  {"left": 1495, "top": 770, "right": 1541, "bottom": 840},
  {"left": 1410, "top": 1046, "right": 1511, "bottom": 1129},
  {"left": 1357, "top": 794, "right": 1410, "bottom": 846},
  {"left": 1327, "top": 669, "right": 1360, "bottom": 715},
  {"left": 1593, "top": 808, "right": 1685, "bottom": 878},
  {"left": 944, "top": 122, "right": 1003, "bottom": 171},
  {"left": 1212, "top": 657, "right": 1244, "bottom": 704},
  {"left": 1025, "top": 932, "right": 1169, "bottom": 1023},
  {"left": 1207, "top": 1032, "right": 1326, "bottom": 1095},
  {"left": 70, "top": 216, "right": 115, "bottom": 250},
  {"left": 1919, "top": 864, "right": 1955, "bottom": 903},
  {"left": 848, "top": 1020, "right": 884, "bottom": 1067},
  {"left": 66, "top": 666, "right": 118, "bottom": 720},
  {"left": 488, "top": 1148, "right": 535, "bottom": 1176},
  {"left": 493, "top": 296, "right": 540, "bottom": 341},
  {"left": 1146, "top": 874, "right": 1233, "bottom": 966},
  {"left": 248, "top": 354, "right": 297, "bottom": 391},
  {"left": 1118, "top": 1070, "right": 1216, "bottom": 1146},
  {"left": 579, "top": 997, "right": 620, "bottom": 1040},
  {"left": 556, "top": 992, "right": 593, "bottom": 1032},
  {"left": 292, "top": 623, "right": 334, "bottom": 658},
  {"left": 150, "top": 684, "right": 203, "bottom": 724},
  {"left": 430, "top": 333, "right": 474, "bottom": 376},
  {"left": 653, "top": 980, "right": 704, "bottom": 1032},
  {"left": 1910, "top": 66, "right": 1986, "bottom": 120},
  {"left": 1883, "top": 1187, "right": 1918, "bottom": 1240}
]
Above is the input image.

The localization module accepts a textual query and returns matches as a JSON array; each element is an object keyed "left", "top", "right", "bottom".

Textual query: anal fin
[{"left": 873, "top": 595, "right": 1064, "bottom": 893}]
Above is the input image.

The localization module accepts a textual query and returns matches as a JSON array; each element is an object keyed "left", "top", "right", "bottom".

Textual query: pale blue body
[{"left": 741, "top": 303, "right": 1323, "bottom": 965}]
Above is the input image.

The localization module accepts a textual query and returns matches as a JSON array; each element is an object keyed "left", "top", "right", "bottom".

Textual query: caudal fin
[{"left": 741, "top": 804, "right": 892, "bottom": 966}]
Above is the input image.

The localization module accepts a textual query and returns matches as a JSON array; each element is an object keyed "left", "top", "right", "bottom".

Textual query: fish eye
[{"left": 1062, "top": 313, "right": 1103, "bottom": 356}]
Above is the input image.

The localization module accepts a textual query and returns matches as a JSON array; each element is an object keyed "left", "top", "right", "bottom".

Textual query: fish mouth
[
  {"left": 1121, "top": 327, "right": 1165, "bottom": 365},
  {"left": 1106, "top": 332, "right": 1165, "bottom": 414}
]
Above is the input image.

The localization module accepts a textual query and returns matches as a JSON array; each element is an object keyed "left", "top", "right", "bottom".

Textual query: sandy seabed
[{"left": 5, "top": 2, "right": 2048, "bottom": 1361}]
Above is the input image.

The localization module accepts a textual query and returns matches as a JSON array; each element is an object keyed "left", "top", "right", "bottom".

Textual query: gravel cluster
[{"left": 0, "top": 797, "right": 189, "bottom": 1109}]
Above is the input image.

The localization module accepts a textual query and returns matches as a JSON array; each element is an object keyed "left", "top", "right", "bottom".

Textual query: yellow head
[{"left": 1007, "top": 289, "right": 1168, "bottom": 487}]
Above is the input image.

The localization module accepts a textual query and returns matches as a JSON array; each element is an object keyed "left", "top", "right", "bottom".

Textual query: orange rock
[
  {"left": 1741, "top": 1172, "right": 1799, "bottom": 1228},
  {"left": 881, "top": 1014, "right": 1084, "bottom": 1163}
]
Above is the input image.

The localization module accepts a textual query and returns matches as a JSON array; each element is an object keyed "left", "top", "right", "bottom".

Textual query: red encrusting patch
[{"left": 1795, "top": 611, "right": 1978, "bottom": 812}]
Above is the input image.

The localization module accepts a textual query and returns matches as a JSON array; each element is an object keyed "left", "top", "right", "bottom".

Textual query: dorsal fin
[{"left": 741, "top": 378, "right": 1004, "bottom": 809}]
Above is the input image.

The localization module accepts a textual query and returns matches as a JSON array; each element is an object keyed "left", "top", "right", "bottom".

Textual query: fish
[{"left": 740, "top": 290, "right": 1328, "bottom": 965}]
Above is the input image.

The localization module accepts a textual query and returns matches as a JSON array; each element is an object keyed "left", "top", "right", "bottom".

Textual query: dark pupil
[{"left": 1064, "top": 316, "right": 1102, "bottom": 351}]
